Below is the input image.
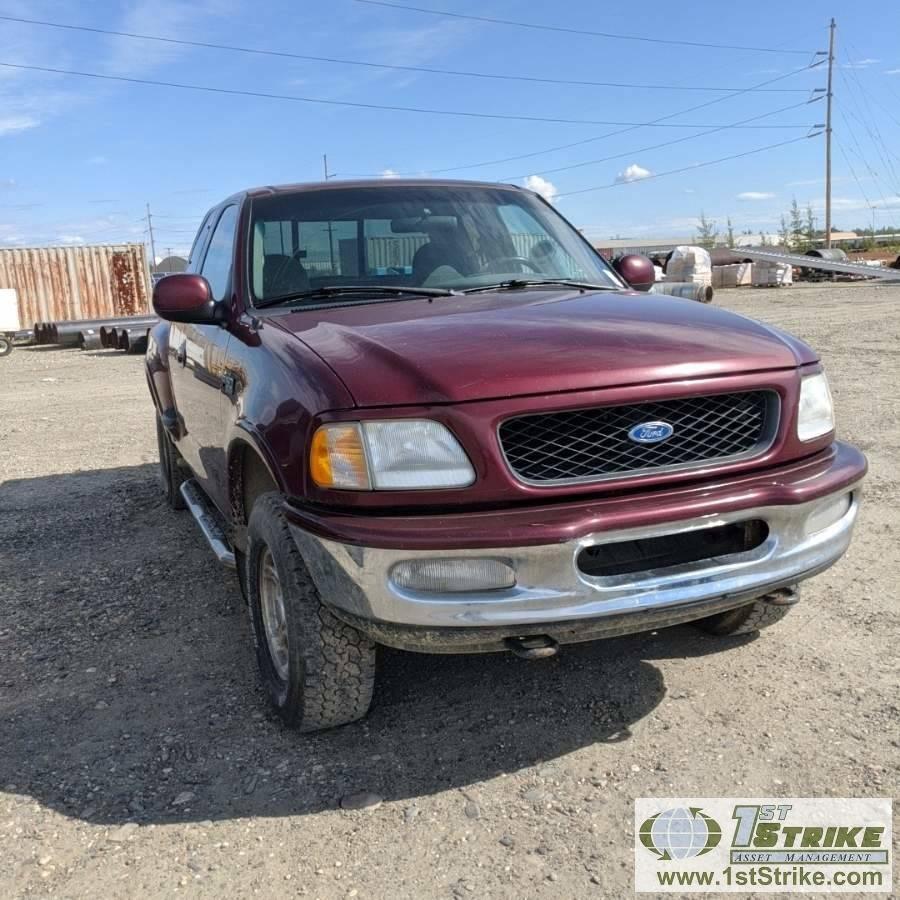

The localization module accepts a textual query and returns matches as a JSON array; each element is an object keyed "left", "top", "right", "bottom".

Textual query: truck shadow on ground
[{"left": 0, "top": 464, "right": 754, "bottom": 825}]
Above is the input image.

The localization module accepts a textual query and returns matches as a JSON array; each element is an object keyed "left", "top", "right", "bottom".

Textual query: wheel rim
[{"left": 258, "top": 547, "right": 289, "bottom": 681}]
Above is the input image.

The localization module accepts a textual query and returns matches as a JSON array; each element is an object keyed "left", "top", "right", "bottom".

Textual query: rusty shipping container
[{"left": 0, "top": 243, "right": 151, "bottom": 328}]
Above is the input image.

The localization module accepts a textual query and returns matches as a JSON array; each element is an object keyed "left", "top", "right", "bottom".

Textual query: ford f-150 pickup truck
[{"left": 146, "top": 179, "right": 867, "bottom": 732}]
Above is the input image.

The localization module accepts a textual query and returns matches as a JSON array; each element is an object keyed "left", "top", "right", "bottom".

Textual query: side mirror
[
  {"left": 611, "top": 254, "right": 656, "bottom": 292},
  {"left": 152, "top": 274, "right": 222, "bottom": 324}
]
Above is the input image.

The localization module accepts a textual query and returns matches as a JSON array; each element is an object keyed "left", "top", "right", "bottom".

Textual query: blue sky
[{"left": 1, "top": 0, "right": 899, "bottom": 258}]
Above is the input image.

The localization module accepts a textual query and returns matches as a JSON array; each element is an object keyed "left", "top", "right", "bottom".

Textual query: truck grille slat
[{"left": 499, "top": 391, "right": 777, "bottom": 484}]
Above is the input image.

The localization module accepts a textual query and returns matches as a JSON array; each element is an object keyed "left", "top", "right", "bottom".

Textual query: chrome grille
[{"left": 499, "top": 391, "right": 777, "bottom": 484}]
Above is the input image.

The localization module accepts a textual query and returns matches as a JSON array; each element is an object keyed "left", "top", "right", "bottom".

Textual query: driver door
[{"left": 168, "top": 204, "right": 238, "bottom": 512}]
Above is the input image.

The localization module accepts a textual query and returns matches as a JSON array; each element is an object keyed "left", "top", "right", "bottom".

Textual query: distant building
[
  {"left": 152, "top": 255, "right": 188, "bottom": 275},
  {"left": 592, "top": 237, "right": 695, "bottom": 259}
]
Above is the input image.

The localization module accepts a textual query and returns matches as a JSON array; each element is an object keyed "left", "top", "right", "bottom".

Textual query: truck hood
[{"left": 272, "top": 289, "right": 815, "bottom": 407}]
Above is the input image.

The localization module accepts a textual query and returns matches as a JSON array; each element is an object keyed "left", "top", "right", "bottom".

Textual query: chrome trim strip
[
  {"left": 289, "top": 483, "right": 861, "bottom": 630},
  {"left": 496, "top": 389, "right": 781, "bottom": 487}
]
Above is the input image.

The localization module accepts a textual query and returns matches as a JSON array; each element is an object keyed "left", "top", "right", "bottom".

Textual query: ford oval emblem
[{"left": 628, "top": 421, "right": 674, "bottom": 444}]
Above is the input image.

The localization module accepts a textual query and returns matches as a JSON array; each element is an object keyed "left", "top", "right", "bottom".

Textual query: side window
[
  {"left": 186, "top": 211, "right": 213, "bottom": 273},
  {"left": 200, "top": 205, "right": 239, "bottom": 300}
]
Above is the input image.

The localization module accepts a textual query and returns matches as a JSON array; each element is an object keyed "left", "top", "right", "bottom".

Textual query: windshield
[{"left": 248, "top": 184, "right": 623, "bottom": 304}]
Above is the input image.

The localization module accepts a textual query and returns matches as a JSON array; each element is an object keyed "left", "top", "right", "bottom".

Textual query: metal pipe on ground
[
  {"left": 77, "top": 329, "right": 103, "bottom": 351},
  {"left": 650, "top": 282, "right": 714, "bottom": 303},
  {"left": 124, "top": 330, "right": 150, "bottom": 355},
  {"left": 45, "top": 315, "right": 158, "bottom": 346}
]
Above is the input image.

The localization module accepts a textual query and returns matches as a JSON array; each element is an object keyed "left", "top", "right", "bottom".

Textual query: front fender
[
  {"left": 145, "top": 321, "right": 175, "bottom": 422},
  {"left": 225, "top": 423, "right": 286, "bottom": 495}
]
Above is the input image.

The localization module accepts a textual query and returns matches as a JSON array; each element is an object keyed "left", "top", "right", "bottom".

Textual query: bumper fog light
[
  {"left": 804, "top": 492, "right": 852, "bottom": 536},
  {"left": 391, "top": 558, "right": 516, "bottom": 593}
]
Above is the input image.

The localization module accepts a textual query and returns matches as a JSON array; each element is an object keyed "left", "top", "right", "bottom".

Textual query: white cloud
[
  {"left": 615, "top": 164, "right": 652, "bottom": 184},
  {"left": 87, "top": 155, "right": 109, "bottom": 166},
  {"left": 58, "top": 234, "right": 85, "bottom": 245},
  {"left": 523, "top": 175, "right": 558, "bottom": 203},
  {"left": 380, "top": 168, "right": 399, "bottom": 179},
  {"left": 104, "top": 0, "right": 235, "bottom": 77},
  {"left": 886, "top": 68, "right": 900, "bottom": 75},
  {"left": 843, "top": 58, "right": 879, "bottom": 69},
  {"left": 737, "top": 191, "right": 776, "bottom": 201},
  {"left": 0, "top": 115, "right": 39, "bottom": 137}
]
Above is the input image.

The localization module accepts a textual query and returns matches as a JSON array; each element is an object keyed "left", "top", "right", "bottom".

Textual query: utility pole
[
  {"left": 323, "top": 154, "right": 336, "bottom": 270},
  {"left": 824, "top": 18, "right": 836, "bottom": 249},
  {"left": 146, "top": 202, "right": 158, "bottom": 269}
]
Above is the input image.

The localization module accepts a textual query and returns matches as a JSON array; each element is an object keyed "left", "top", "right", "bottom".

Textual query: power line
[
  {"left": 0, "top": 61, "right": 817, "bottom": 129},
  {"left": 0, "top": 12, "right": 813, "bottom": 94},
  {"left": 837, "top": 108, "right": 895, "bottom": 210},
  {"left": 355, "top": 0, "right": 818, "bottom": 55},
  {"left": 556, "top": 133, "right": 822, "bottom": 197},
  {"left": 502, "top": 97, "right": 823, "bottom": 181},
  {"left": 338, "top": 62, "right": 825, "bottom": 176},
  {"left": 836, "top": 138, "right": 874, "bottom": 215},
  {"left": 838, "top": 48, "right": 900, "bottom": 187}
]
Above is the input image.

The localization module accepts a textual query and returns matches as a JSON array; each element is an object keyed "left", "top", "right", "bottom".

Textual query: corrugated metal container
[{"left": 0, "top": 243, "right": 151, "bottom": 328}]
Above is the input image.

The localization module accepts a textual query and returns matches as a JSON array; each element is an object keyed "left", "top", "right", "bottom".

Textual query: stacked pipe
[{"left": 30, "top": 315, "right": 157, "bottom": 349}]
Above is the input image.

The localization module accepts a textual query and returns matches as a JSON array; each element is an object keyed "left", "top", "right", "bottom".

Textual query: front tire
[
  {"left": 155, "top": 413, "right": 186, "bottom": 510},
  {"left": 696, "top": 586, "right": 798, "bottom": 636},
  {"left": 0, "top": 336, "right": 12, "bottom": 357},
  {"left": 246, "top": 493, "right": 377, "bottom": 731}
]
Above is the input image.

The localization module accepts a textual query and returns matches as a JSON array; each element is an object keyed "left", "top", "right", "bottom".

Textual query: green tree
[
  {"left": 695, "top": 212, "right": 718, "bottom": 249},
  {"left": 805, "top": 203, "right": 817, "bottom": 248},
  {"left": 778, "top": 215, "right": 790, "bottom": 248},
  {"left": 789, "top": 197, "right": 805, "bottom": 250}
]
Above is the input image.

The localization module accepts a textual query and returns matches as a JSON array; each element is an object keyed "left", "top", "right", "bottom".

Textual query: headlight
[
  {"left": 310, "top": 420, "right": 475, "bottom": 490},
  {"left": 797, "top": 372, "right": 835, "bottom": 441}
]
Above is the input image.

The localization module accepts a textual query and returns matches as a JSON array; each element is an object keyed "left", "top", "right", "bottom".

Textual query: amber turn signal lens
[{"left": 310, "top": 424, "right": 371, "bottom": 490}]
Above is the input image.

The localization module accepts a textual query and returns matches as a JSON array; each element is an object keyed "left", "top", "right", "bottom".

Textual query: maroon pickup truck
[{"left": 146, "top": 179, "right": 866, "bottom": 732}]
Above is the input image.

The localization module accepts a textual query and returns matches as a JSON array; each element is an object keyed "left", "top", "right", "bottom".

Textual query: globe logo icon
[{"left": 639, "top": 807, "right": 722, "bottom": 860}]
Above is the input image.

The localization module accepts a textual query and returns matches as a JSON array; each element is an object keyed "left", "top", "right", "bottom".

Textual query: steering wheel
[{"left": 480, "top": 256, "right": 543, "bottom": 275}]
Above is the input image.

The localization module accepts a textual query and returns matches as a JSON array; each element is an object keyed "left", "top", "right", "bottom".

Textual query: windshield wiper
[
  {"left": 462, "top": 279, "right": 619, "bottom": 294},
  {"left": 256, "top": 284, "right": 458, "bottom": 309}
]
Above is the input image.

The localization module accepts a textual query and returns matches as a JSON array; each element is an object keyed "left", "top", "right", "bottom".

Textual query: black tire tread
[
  {"left": 156, "top": 413, "right": 186, "bottom": 510},
  {"left": 697, "top": 592, "right": 795, "bottom": 636},
  {"left": 248, "top": 494, "right": 376, "bottom": 731}
]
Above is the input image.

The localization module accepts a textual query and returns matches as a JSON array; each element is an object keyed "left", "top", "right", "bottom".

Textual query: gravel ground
[{"left": 1, "top": 283, "right": 897, "bottom": 899}]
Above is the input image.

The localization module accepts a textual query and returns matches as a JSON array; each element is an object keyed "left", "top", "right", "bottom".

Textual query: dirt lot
[{"left": 1, "top": 283, "right": 897, "bottom": 899}]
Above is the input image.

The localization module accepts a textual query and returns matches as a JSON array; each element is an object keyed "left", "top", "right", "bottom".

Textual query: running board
[{"left": 179, "top": 480, "right": 236, "bottom": 569}]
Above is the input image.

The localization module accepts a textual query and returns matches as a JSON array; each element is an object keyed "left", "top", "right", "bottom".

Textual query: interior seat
[
  {"left": 412, "top": 236, "right": 472, "bottom": 284},
  {"left": 263, "top": 254, "right": 311, "bottom": 297}
]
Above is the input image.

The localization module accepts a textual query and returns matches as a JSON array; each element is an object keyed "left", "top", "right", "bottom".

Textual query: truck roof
[{"left": 240, "top": 178, "right": 525, "bottom": 199}]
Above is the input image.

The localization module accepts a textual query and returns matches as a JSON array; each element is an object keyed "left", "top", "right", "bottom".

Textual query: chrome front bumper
[{"left": 288, "top": 485, "right": 861, "bottom": 642}]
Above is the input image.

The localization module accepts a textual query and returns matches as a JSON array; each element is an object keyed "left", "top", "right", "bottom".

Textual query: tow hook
[
  {"left": 505, "top": 635, "right": 559, "bottom": 659},
  {"left": 762, "top": 586, "right": 800, "bottom": 606}
]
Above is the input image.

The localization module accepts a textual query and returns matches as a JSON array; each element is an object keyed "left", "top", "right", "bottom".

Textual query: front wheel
[
  {"left": 155, "top": 413, "right": 186, "bottom": 510},
  {"left": 0, "top": 336, "right": 12, "bottom": 357},
  {"left": 246, "top": 493, "right": 377, "bottom": 731},
  {"left": 696, "top": 586, "right": 798, "bottom": 636}
]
